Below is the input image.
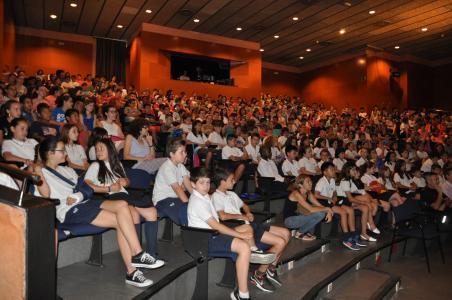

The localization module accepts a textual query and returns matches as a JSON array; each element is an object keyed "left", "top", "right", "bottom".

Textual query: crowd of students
[{"left": 0, "top": 68, "right": 451, "bottom": 300}]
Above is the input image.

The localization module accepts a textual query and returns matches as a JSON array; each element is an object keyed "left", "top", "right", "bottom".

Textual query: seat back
[
  {"left": 392, "top": 199, "right": 421, "bottom": 223},
  {"left": 125, "top": 168, "right": 153, "bottom": 189},
  {"left": 181, "top": 226, "right": 217, "bottom": 260}
]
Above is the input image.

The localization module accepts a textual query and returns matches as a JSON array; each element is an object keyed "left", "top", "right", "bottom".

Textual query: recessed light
[
  {"left": 70, "top": 3, "right": 77, "bottom": 8},
  {"left": 441, "top": 33, "right": 445, "bottom": 38},
  {"left": 117, "top": 24, "right": 124, "bottom": 29},
  {"left": 421, "top": 27, "right": 428, "bottom": 32},
  {"left": 299, "top": 56, "right": 304, "bottom": 59},
  {"left": 369, "top": 10, "right": 375, "bottom": 15},
  {"left": 358, "top": 58, "right": 366, "bottom": 65},
  {"left": 260, "top": 49, "right": 264, "bottom": 52},
  {"left": 394, "top": 45, "right": 400, "bottom": 49},
  {"left": 145, "top": 9, "right": 152, "bottom": 14},
  {"left": 339, "top": 29, "right": 346, "bottom": 35},
  {"left": 292, "top": 17, "right": 299, "bottom": 21},
  {"left": 50, "top": 14, "right": 57, "bottom": 19},
  {"left": 236, "top": 27, "right": 242, "bottom": 31},
  {"left": 193, "top": 18, "right": 200, "bottom": 23},
  {"left": 274, "top": 35, "right": 279, "bottom": 39},
  {"left": 306, "top": 48, "right": 311, "bottom": 52}
]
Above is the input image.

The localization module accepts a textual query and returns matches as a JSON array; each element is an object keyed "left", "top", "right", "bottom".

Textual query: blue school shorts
[
  {"left": 155, "top": 197, "right": 187, "bottom": 225},
  {"left": 63, "top": 200, "right": 102, "bottom": 225}
]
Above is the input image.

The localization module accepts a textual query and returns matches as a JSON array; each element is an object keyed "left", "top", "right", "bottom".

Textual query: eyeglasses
[{"left": 54, "top": 149, "right": 67, "bottom": 153}]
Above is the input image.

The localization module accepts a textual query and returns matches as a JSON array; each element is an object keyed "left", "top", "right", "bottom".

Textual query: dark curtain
[{"left": 95, "top": 38, "right": 127, "bottom": 83}]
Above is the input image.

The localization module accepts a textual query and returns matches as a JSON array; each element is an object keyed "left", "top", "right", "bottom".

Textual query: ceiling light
[
  {"left": 299, "top": 56, "right": 304, "bottom": 60},
  {"left": 236, "top": 27, "right": 242, "bottom": 31},
  {"left": 292, "top": 17, "right": 299, "bottom": 21},
  {"left": 145, "top": 9, "right": 152, "bottom": 14},
  {"left": 343, "top": 2, "right": 352, "bottom": 7},
  {"left": 339, "top": 29, "right": 346, "bottom": 35},
  {"left": 260, "top": 49, "right": 264, "bottom": 52},
  {"left": 274, "top": 35, "right": 279, "bottom": 39},
  {"left": 421, "top": 27, "right": 428, "bottom": 32},
  {"left": 441, "top": 33, "right": 445, "bottom": 38},
  {"left": 117, "top": 24, "right": 124, "bottom": 29},
  {"left": 70, "top": 3, "right": 77, "bottom": 8},
  {"left": 358, "top": 58, "right": 366, "bottom": 65},
  {"left": 50, "top": 14, "right": 57, "bottom": 19},
  {"left": 193, "top": 18, "right": 200, "bottom": 23},
  {"left": 369, "top": 10, "right": 375, "bottom": 15},
  {"left": 394, "top": 45, "right": 400, "bottom": 49},
  {"left": 306, "top": 48, "right": 311, "bottom": 52}
]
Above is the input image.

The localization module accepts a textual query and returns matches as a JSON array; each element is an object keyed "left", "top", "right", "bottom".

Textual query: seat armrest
[{"left": 181, "top": 226, "right": 219, "bottom": 260}]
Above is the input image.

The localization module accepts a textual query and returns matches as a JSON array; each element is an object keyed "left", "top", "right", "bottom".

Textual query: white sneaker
[
  {"left": 367, "top": 223, "right": 381, "bottom": 234},
  {"left": 360, "top": 234, "right": 377, "bottom": 242}
]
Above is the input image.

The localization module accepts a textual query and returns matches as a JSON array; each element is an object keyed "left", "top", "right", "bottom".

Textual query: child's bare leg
[
  {"left": 234, "top": 224, "right": 257, "bottom": 248},
  {"left": 332, "top": 206, "right": 349, "bottom": 233},
  {"left": 231, "top": 238, "right": 251, "bottom": 294}
]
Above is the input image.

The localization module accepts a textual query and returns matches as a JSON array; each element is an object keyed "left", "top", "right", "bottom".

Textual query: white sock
[{"left": 239, "top": 291, "right": 250, "bottom": 298}]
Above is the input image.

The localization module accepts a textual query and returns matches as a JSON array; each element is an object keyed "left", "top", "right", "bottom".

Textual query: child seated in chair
[
  {"left": 187, "top": 168, "right": 276, "bottom": 300},
  {"left": 212, "top": 167, "right": 290, "bottom": 292},
  {"left": 152, "top": 138, "right": 192, "bottom": 224}
]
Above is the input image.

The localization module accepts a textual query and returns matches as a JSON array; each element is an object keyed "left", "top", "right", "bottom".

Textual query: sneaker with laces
[
  {"left": 125, "top": 269, "right": 153, "bottom": 287},
  {"left": 342, "top": 238, "right": 360, "bottom": 251},
  {"left": 131, "top": 252, "right": 166, "bottom": 269},
  {"left": 230, "top": 288, "right": 251, "bottom": 300},
  {"left": 250, "top": 271, "right": 275, "bottom": 292},
  {"left": 266, "top": 266, "right": 282, "bottom": 287},
  {"left": 353, "top": 235, "right": 367, "bottom": 247},
  {"left": 250, "top": 250, "right": 276, "bottom": 264}
]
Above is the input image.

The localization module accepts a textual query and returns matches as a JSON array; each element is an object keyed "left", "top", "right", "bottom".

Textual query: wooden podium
[{"left": 0, "top": 164, "right": 56, "bottom": 299}]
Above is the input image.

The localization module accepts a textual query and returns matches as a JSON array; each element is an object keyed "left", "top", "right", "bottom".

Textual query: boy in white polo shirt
[
  {"left": 282, "top": 145, "right": 300, "bottom": 176},
  {"left": 314, "top": 162, "right": 360, "bottom": 251},
  {"left": 152, "top": 138, "right": 192, "bottom": 225},
  {"left": 188, "top": 168, "right": 275, "bottom": 300},
  {"left": 212, "top": 167, "right": 290, "bottom": 292}
]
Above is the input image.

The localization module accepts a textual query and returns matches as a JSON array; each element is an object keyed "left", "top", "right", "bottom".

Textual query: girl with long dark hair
[
  {"left": 84, "top": 138, "right": 164, "bottom": 267},
  {"left": 35, "top": 136, "right": 157, "bottom": 287}
]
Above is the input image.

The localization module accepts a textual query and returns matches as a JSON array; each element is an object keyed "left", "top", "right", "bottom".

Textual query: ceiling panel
[{"left": 9, "top": 0, "right": 452, "bottom": 68}]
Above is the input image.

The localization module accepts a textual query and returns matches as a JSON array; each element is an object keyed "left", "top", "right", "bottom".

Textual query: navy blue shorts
[
  {"left": 251, "top": 222, "right": 270, "bottom": 243},
  {"left": 63, "top": 200, "right": 102, "bottom": 225},
  {"left": 155, "top": 197, "right": 187, "bottom": 225},
  {"left": 208, "top": 234, "right": 234, "bottom": 256}
]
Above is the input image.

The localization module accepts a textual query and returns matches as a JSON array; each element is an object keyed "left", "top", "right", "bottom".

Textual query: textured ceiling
[{"left": 10, "top": 0, "right": 452, "bottom": 68}]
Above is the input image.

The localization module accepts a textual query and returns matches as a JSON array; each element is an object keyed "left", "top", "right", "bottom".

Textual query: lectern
[{"left": 0, "top": 164, "right": 56, "bottom": 299}]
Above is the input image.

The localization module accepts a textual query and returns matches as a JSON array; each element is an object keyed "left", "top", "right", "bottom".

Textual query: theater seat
[{"left": 57, "top": 223, "right": 109, "bottom": 241}]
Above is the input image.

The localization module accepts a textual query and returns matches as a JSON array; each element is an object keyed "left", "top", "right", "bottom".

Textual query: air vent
[
  {"left": 179, "top": 9, "right": 193, "bottom": 17},
  {"left": 374, "top": 20, "right": 391, "bottom": 27},
  {"left": 253, "top": 25, "right": 266, "bottom": 31},
  {"left": 301, "top": 0, "right": 319, "bottom": 5},
  {"left": 318, "top": 41, "right": 334, "bottom": 47},
  {"left": 61, "top": 21, "right": 77, "bottom": 28},
  {"left": 122, "top": 6, "right": 139, "bottom": 15}
]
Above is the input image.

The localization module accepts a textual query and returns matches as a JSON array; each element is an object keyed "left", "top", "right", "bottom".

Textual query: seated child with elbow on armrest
[
  {"left": 212, "top": 167, "right": 290, "bottom": 292},
  {"left": 187, "top": 168, "right": 276, "bottom": 300}
]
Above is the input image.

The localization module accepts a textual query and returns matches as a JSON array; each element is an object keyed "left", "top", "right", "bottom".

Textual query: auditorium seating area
[{"left": 0, "top": 67, "right": 451, "bottom": 300}]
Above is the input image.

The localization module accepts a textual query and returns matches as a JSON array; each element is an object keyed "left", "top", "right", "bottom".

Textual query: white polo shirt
[
  {"left": 0, "top": 172, "right": 19, "bottom": 190},
  {"left": 208, "top": 132, "right": 226, "bottom": 148},
  {"left": 412, "top": 176, "right": 426, "bottom": 188},
  {"left": 2, "top": 138, "right": 38, "bottom": 161},
  {"left": 355, "top": 157, "right": 367, "bottom": 167},
  {"left": 337, "top": 179, "right": 365, "bottom": 197},
  {"left": 315, "top": 176, "right": 336, "bottom": 198},
  {"left": 222, "top": 145, "right": 243, "bottom": 160},
  {"left": 152, "top": 158, "right": 190, "bottom": 204},
  {"left": 394, "top": 173, "right": 412, "bottom": 187},
  {"left": 378, "top": 177, "right": 396, "bottom": 191},
  {"left": 333, "top": 158, "right": 346, "bottom": 172},
  {"left": 84, "top": 161, "right": 127, "bottom": 194},
  {"left": 65, "top": 144, "right": 88, "bottom": 166},
  {"left": 361, "top": 173, "right": 378, "bottom": 187},
  {"left": 299, "top": 157, "right": 318, "bottom": 173},
  {"left": 186, "top": 132, "right": 207, "bottom": 145},
  {"left": 282, "top": 159, "right": 299, "bottom": 176},
  {"left": 212, "top": 190, "right": 243, "bottom": 214},
  {"left": 245, "top": 144, "right": 260, "bottom": 162},
  {"left": 187, "top": 189, "right": 219, "bottom": 229},
  {"left": 257, "top": 159, "right": 284, "bottom": 182}
]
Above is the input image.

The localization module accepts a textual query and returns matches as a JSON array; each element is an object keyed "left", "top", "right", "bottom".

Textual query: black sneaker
[
  {"left": 131, "top": 252, "right": 165, "bottom": 269},
  {"left": 125, "top": 269, "right": 153, "bottom": 287},
  {"left": 230, "top": 288, "right": 251, "bottom": 300},
  {"left": 353, "top": 235, "right": 367, "bottom": 247},
  {"left": 250, "top": 271, "right": 275, "bottom": 292},
  {"left": 266, "top": 266, "right": 282, "bottom": 287}
]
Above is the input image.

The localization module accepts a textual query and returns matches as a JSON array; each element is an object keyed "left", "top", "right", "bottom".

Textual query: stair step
[{"left": 322, "top": 269, "right": 400, "bottom": 300}]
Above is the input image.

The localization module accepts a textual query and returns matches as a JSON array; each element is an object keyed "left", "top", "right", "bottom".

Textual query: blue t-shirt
[{"left": 52, "top": 107, "right": 66, "bottom": 123}]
